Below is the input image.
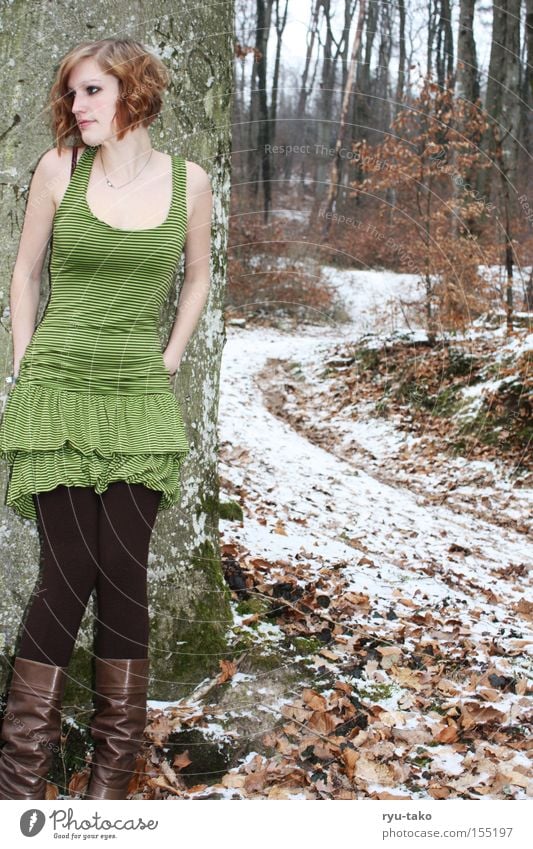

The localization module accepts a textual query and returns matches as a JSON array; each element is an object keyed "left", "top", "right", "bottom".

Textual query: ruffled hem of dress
[
  {"left": 3, "top": 444, "right": 189, "bottom": 522},
  {"left": 0, "top": 382, "right": 190, "bottom": 456}
]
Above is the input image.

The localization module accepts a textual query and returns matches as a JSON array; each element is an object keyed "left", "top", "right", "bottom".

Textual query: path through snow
[
  {"left": 141, "top": 269, "right": 531, "bottom": 800},
  {"left": 219, "top": 270, "right": 531, "bottom": 636}
]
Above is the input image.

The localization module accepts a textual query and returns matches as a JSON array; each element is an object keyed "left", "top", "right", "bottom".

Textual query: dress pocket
[
  {"left": 158, "top": 349, "right": 174, "bottom": 384},
  {"left": 14, "top": 348, "right": 30, "bottom": 381}
]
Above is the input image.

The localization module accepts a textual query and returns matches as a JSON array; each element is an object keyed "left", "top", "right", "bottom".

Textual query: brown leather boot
[
  {"left": 85, "top": 657, "right": 149, "bottom": 800},
  {"left": 0, "top": 656, "right": 68, "bottom": 799}
]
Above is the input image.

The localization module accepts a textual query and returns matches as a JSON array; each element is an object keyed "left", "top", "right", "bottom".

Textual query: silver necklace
[{"left": 99, "top": 147, "right": 154, "bottom": 189}]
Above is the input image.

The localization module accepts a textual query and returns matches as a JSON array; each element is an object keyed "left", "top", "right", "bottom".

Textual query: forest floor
[{"left": 68, "top": 267, "right": 533, "bottom": 801}]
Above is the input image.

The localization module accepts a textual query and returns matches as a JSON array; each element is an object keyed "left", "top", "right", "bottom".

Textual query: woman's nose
[{"left": 72, "top": 93, "right": 88, "bottom": 115}]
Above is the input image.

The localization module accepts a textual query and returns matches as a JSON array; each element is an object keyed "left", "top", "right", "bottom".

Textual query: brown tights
[{"left": 17, "top": 482, "right": 162, "bottom": 666}]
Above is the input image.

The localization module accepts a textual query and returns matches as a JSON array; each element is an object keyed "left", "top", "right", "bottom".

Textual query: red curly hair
[{"left": 48, "top": 38, "right": 171, "bottom": 152}]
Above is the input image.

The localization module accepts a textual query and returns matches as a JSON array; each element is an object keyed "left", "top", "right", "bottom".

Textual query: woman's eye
[{"left": 66, "top": 86, "right": 100, "bottom": 98}]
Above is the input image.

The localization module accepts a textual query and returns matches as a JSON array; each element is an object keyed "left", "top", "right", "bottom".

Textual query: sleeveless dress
[{"left": 0, "top": 144, "right": 190, "bottom": 522}]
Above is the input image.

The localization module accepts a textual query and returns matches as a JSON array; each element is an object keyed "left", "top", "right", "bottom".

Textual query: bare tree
[
  {"left": 435, "top": 0, "right": 454, "bottom": 88},
  {"left": 251, "top": 0, "right": 274, "bottom": 219},
  {"left": 395, "top": 0, "right": 407, "bottom": 109},
  {"left": 321, "top": 0, "right": 367, "bottom": 235},
  {"left": 456, "top": 0, "right": 479, "bottom": 105},
  {"left": 311, "top": 0, "right": 357, "bottom": 207},
  {"left": 270, "top": 0, "right": 289, "bottom": 136}
]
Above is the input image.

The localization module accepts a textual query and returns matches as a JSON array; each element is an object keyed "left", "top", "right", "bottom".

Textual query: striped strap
[{"left": 70, "top": 145, "right": 78, "bottom": 178}]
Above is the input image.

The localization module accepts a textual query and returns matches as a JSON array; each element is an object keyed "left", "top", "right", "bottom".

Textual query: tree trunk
[
  {"left": 481, "top": 0, "right": 520, "bottom": 314},
  {"left": 499, "top": 0, "right": 521, "bottom": 192},
  {"left": 456, "top": 0, "right": 479, "bottom": 105},
  {"left": 435, "top": 0, "right": 454, "bottom": 88},
  {"left": 297, "top": 0, "right": 321, "bottom": 195},
  {"left": 321, "top": 0, "right": 366, "bottom": 236},
  {"left": 395, "top": 0, "right": 407, "bottom": 108},
  {"left": 270, "top": 0, "right": 288, "bottom": 142},
  {"left": 452, "top": 0, "right": 482, "bottom": 239},
  {"left": 309, "top": 0, "right": 334, "bottom": 205},
  {"left": 252, "top": 0, "right": 274, "bottom": 220},
  {"left": 0, "top": 0, "right": 234, "bottom": 709},
  {"left": 527, "top": 0, "right": 533, "bottom": 100}
]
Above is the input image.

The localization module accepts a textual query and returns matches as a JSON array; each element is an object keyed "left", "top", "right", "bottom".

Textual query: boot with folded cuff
[
  {"left": 85, "top": 657, "right": 150, "bottom": 800},
  {"left": 0, "top": 656, "right": 68, "bottom": 799}
]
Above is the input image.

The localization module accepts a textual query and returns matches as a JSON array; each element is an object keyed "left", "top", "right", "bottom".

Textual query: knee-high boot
[
  {"left": 0, "top": 656, "right": 68, "bottom": 799},
  {"left": 85, "top": 657, "right": 149, "bottom": 800}
]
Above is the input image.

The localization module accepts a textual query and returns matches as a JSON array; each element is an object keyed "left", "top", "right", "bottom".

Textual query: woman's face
[{"left": 66, "top": 56, "right": 121, "bottom": 143}]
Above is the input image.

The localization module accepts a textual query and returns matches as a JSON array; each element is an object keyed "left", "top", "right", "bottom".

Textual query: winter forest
[
  {"left": 0, "top": 0, "right": 531, "bottom": 810},
  {"left": 213, "top": 0, "right": 533, "bottom": 800}
]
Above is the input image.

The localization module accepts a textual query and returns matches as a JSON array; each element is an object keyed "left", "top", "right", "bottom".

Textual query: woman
[{"left": 0, "top": 38, "right": 212, "bottom": 799}]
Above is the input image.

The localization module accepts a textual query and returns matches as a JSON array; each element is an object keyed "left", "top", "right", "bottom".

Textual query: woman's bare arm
[
  {"left": 11, "top": 149, "right": 62, "bottom": 377},
  {"left": 163, "top": 161, "right": 213, "bottom": 375}
]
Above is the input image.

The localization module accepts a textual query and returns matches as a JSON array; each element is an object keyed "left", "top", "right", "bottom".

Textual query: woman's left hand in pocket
[{"left": 162, "top": 350, "right": 180, "bottom": 378}]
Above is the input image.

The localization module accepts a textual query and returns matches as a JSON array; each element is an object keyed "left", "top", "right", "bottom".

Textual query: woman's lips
[{"left": 78, "top": 121, "right": 94, "bottom": 127}]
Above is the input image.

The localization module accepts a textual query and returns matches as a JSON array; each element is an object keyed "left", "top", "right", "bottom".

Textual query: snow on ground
[
  {"left": 215, "top": 267, "right": 531, "bottom": 799},
  {"left": 134, "top": 267, "right": 531, "bottom": 801},
  {"left": 322, "top": 266, "right": 423, "bottom": 337},
  {"left": 219, "top": 268, "right": 531, "bottom": 605},
  {"left": 218, "top": 321, "right": 530, "bottom": 627},
  {"left": 263, "top": 266, "right": 533, "bottom": 529}
]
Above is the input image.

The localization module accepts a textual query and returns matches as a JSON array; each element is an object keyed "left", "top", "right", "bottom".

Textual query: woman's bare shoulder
[
  {"left": 183, "top": 159, "right": 211, "bottom": 185},
  {"left": 36, "top": 145, "right": 89, "bottom": 209},
  {"left": 40, "top": 144, "right": 88, "bottom": 168},
  {"left": 183, "top": 160, "right": 212, "bottom": 208}
]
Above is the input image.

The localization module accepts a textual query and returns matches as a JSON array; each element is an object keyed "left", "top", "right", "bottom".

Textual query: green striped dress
[{"left": 0, "top": 144, "right": 190, "bottom": 522}]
